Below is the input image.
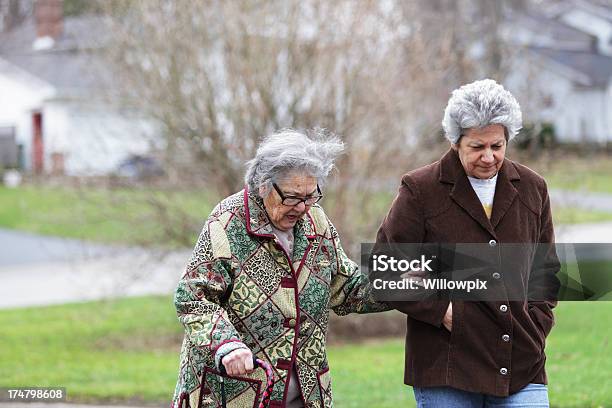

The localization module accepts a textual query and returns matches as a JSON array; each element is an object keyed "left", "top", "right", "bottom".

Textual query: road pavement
[
  {"left": 550, "top": 188, "right": 612, "bottom": 212},
  {"left": 1, "top": 217, "right": 611, "bottom": 309},
  {"left": 0, "top": 228, "right": 188, "bottom": 309}
]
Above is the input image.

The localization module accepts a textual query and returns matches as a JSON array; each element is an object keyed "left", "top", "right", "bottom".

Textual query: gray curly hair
[
  {"left": 442, "top": 79, "right": 522, "bottom": 144},
  {"left": 245, "top": 129, "right": 344, "bottom": 196}
]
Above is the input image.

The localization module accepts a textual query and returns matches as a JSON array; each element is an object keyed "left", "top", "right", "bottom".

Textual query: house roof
[
  {"left": 505, "top": 12, "right": 596, "bottom": 51},
  {"left": 568, "top": 0, "right": 612, "bottom": 23},
  {"left": 0, "top": 50, "right": 108, "bottom": 93},
  {"left": 0, "top": 15, "right": 111, "bottom": 94},
  {"left": 529, "top": 46, "right": 612, "bottom": 87},
  {"left": 540, "top": 0, "right": 612, "bottom": 22}
]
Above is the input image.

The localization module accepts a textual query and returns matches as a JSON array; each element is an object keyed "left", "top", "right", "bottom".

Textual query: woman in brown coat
[{"left": 376, "top": 79, "right": 559, "bottom": 407}]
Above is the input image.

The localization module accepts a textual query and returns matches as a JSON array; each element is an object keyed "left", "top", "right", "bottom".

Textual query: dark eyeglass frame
[{"left": 272, "top": 183, "right": 323, "bottom": 206}]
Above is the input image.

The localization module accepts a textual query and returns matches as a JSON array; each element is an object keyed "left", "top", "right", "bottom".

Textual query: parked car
[{"left": 116, "top": 155, "right": 164, "bottom": 181}]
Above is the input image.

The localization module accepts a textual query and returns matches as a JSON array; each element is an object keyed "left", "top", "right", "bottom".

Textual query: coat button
[
  {"left": 288, "top": 318, "right": 296, "bottom": 328},
  {"left": 500, "top": 367, "right": 508, "bottom": 375},
  {"left": 502, "top": 334, "right": 510, "bottom": 342},
  {"left": 492, "top": 272, "right": 501, "bottom": 280},
  {"left": 489, "top": 239, "right": 497, "bottom": 247},
  {"left": 499, "top": 304, "right": 508, "bottom": 312}
]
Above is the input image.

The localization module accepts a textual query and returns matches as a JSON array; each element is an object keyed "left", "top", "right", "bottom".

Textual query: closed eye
[
  {"left": 285, "top": 188, "right": 318, "bottom": 199},
  {"left": 470, "top": 144, "right": 503, "bottom": 150}
]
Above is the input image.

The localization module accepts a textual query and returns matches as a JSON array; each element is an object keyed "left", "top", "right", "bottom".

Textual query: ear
[
  {"left": 451, "top": 143, "right": 459, "bottom": 152},
  {"left": 259, "top": 184, "right": 270, "bottom": 198}
]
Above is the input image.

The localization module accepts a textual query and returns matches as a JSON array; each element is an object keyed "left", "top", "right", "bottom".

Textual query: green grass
[
  {"left": 538, "top": 156, "right": 612, "bottom": 194},
  {"left": 0, "top": 297, "right": 610, "bottom": 407},
  {"left": 2, "top": 184, "right": 611, "bottom": 251},
  {"left": 553, "top": 206, "right": 612, "bottom": 225},
  {"left": 0, "top": 296, "right": 182, "bottom": 403},
  {"left": 328, "top": 340, "right": 412, "bottom": 407},
  {"left": 545, "top": 302, "right": 612, "bottom": 407},
  {"left": 0, "top": 186, "right": 216, "bottom": 247}
]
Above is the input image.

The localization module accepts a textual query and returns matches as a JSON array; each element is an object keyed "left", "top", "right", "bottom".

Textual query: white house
[
  {"left": 503, "top": 1, "right": 612, "bottom": 144},
  {"left": 556, "top": 0, "right": 612, "bottom": 57},
  {"left": 0, "top": 0, "right": 159, "bottom": 175}
]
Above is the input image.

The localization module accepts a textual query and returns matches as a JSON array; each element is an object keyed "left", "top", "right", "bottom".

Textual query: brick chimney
[{"left": 35, "top": 0, "right": 63, "bottom": 40}]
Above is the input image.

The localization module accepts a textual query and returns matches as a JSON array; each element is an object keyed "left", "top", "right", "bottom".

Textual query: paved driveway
[
  {"left": 0, "top": 219, "right": 611, "bottom": 309},
  {"left": 0, "top": 228, "right": 188, "bottom": 309},
  {"left": 0, "top": 229, "right": 111, "bottom": 267},
  {"left": 550, "top": 189, "right": 612, "bottom": 212}
]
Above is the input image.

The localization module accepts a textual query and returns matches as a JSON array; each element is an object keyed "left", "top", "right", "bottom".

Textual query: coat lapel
[
  {"left": 291, "top": 213, "right": 316, "bottom": 275},
  {"left": 440, "top": 150, "right": 497, "bottom": 238},
  {"left": 244, "top": 188, "right": 275, "bottom": 238},
  {"left": 489, "top": 160, "right": 520, "bottom": 229},
  {"left": 439, "top": 150, "right": 521, "bottom": 237}
]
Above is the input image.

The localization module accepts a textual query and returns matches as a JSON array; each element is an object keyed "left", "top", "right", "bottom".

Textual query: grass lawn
[
  {"left": 535, "top": 155, "right": 612, "bottom": 194},
  {"left": 0, "top": 185, "right": 216, "bottom": 247},
  {"left": 0, "top": 297, "right": 609, "bottom": 407},
  {"left": 1, "top": 185, "right": 611, "bottom": 249},
  {"left": 552, "top": 206, "right": 612, "bottom": 225}
]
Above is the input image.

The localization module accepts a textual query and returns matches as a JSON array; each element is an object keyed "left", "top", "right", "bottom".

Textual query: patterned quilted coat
[{"left": 171, "top": 188, "right": 386, "bottom": 408}]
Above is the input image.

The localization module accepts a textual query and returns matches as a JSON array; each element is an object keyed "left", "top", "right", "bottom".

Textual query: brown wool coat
[{"left": 376, "top": 149, "right": 560, "bottom": 397}]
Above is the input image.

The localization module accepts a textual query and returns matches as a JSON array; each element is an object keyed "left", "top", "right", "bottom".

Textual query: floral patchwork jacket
[{"left": 171, "top": 188, "right": 387, "bottom": 408}]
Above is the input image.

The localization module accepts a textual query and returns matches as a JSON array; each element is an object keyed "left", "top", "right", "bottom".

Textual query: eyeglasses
[{"left": 272, "top": 183, "right": 323, "bottom": 206}]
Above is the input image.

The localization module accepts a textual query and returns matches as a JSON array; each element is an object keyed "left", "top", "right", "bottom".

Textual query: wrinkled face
[
  {"left": 452, "top": 124, "right": 507, "bottom": 179},
  {"left": 261, "top": 172, "right": 318, "bottom": 231}
]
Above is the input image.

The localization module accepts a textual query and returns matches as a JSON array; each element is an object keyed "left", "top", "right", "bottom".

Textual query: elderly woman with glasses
[
  {"left": 172, "top": 129, "right": 387, "bottom": 408},
  {"left": 377, "top": 79, "right": 560, "bottom": 408}
]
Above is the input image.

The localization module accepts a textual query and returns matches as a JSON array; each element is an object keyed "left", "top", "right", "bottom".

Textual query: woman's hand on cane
[{"left": 221, "top": 348, "right": 255, "bottom": 376}]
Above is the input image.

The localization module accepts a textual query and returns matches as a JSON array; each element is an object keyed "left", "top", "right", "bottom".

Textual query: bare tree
[{"left": 100, "top": 0, "right": 519, "bottom": 251}]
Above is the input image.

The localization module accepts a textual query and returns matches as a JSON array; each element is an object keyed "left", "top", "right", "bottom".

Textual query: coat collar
[
  {"left": 439, "top": 149, "right": 520, "bottom": 236},
  {"left": 243, "top": 187, "right": 316, "bottom": 240}
]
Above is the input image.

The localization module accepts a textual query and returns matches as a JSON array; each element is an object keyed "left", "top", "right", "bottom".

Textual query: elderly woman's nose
[
  {"left": 481, "top": 150, "right": 495, "bottom": 163},
  {"left": 294, "top": 201, "right": 307, "bottom": 212}
]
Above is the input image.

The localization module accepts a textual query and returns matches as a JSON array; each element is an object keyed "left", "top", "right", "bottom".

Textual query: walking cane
[{"left": 219, "top": 357, "right": 274, "bottom": 408}]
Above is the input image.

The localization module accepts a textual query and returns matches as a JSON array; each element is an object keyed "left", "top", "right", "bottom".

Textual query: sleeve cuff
[{"left": 214, "top": 341, "right": 249, "bottom": 369}]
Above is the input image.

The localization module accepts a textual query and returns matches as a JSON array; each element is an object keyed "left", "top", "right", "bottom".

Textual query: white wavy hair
[
  {"left": 442, "top": 79, "right": 522, "bottom": 144},
  {"left": 245, "top": 129, "right": 344, "bottom": 196}
]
